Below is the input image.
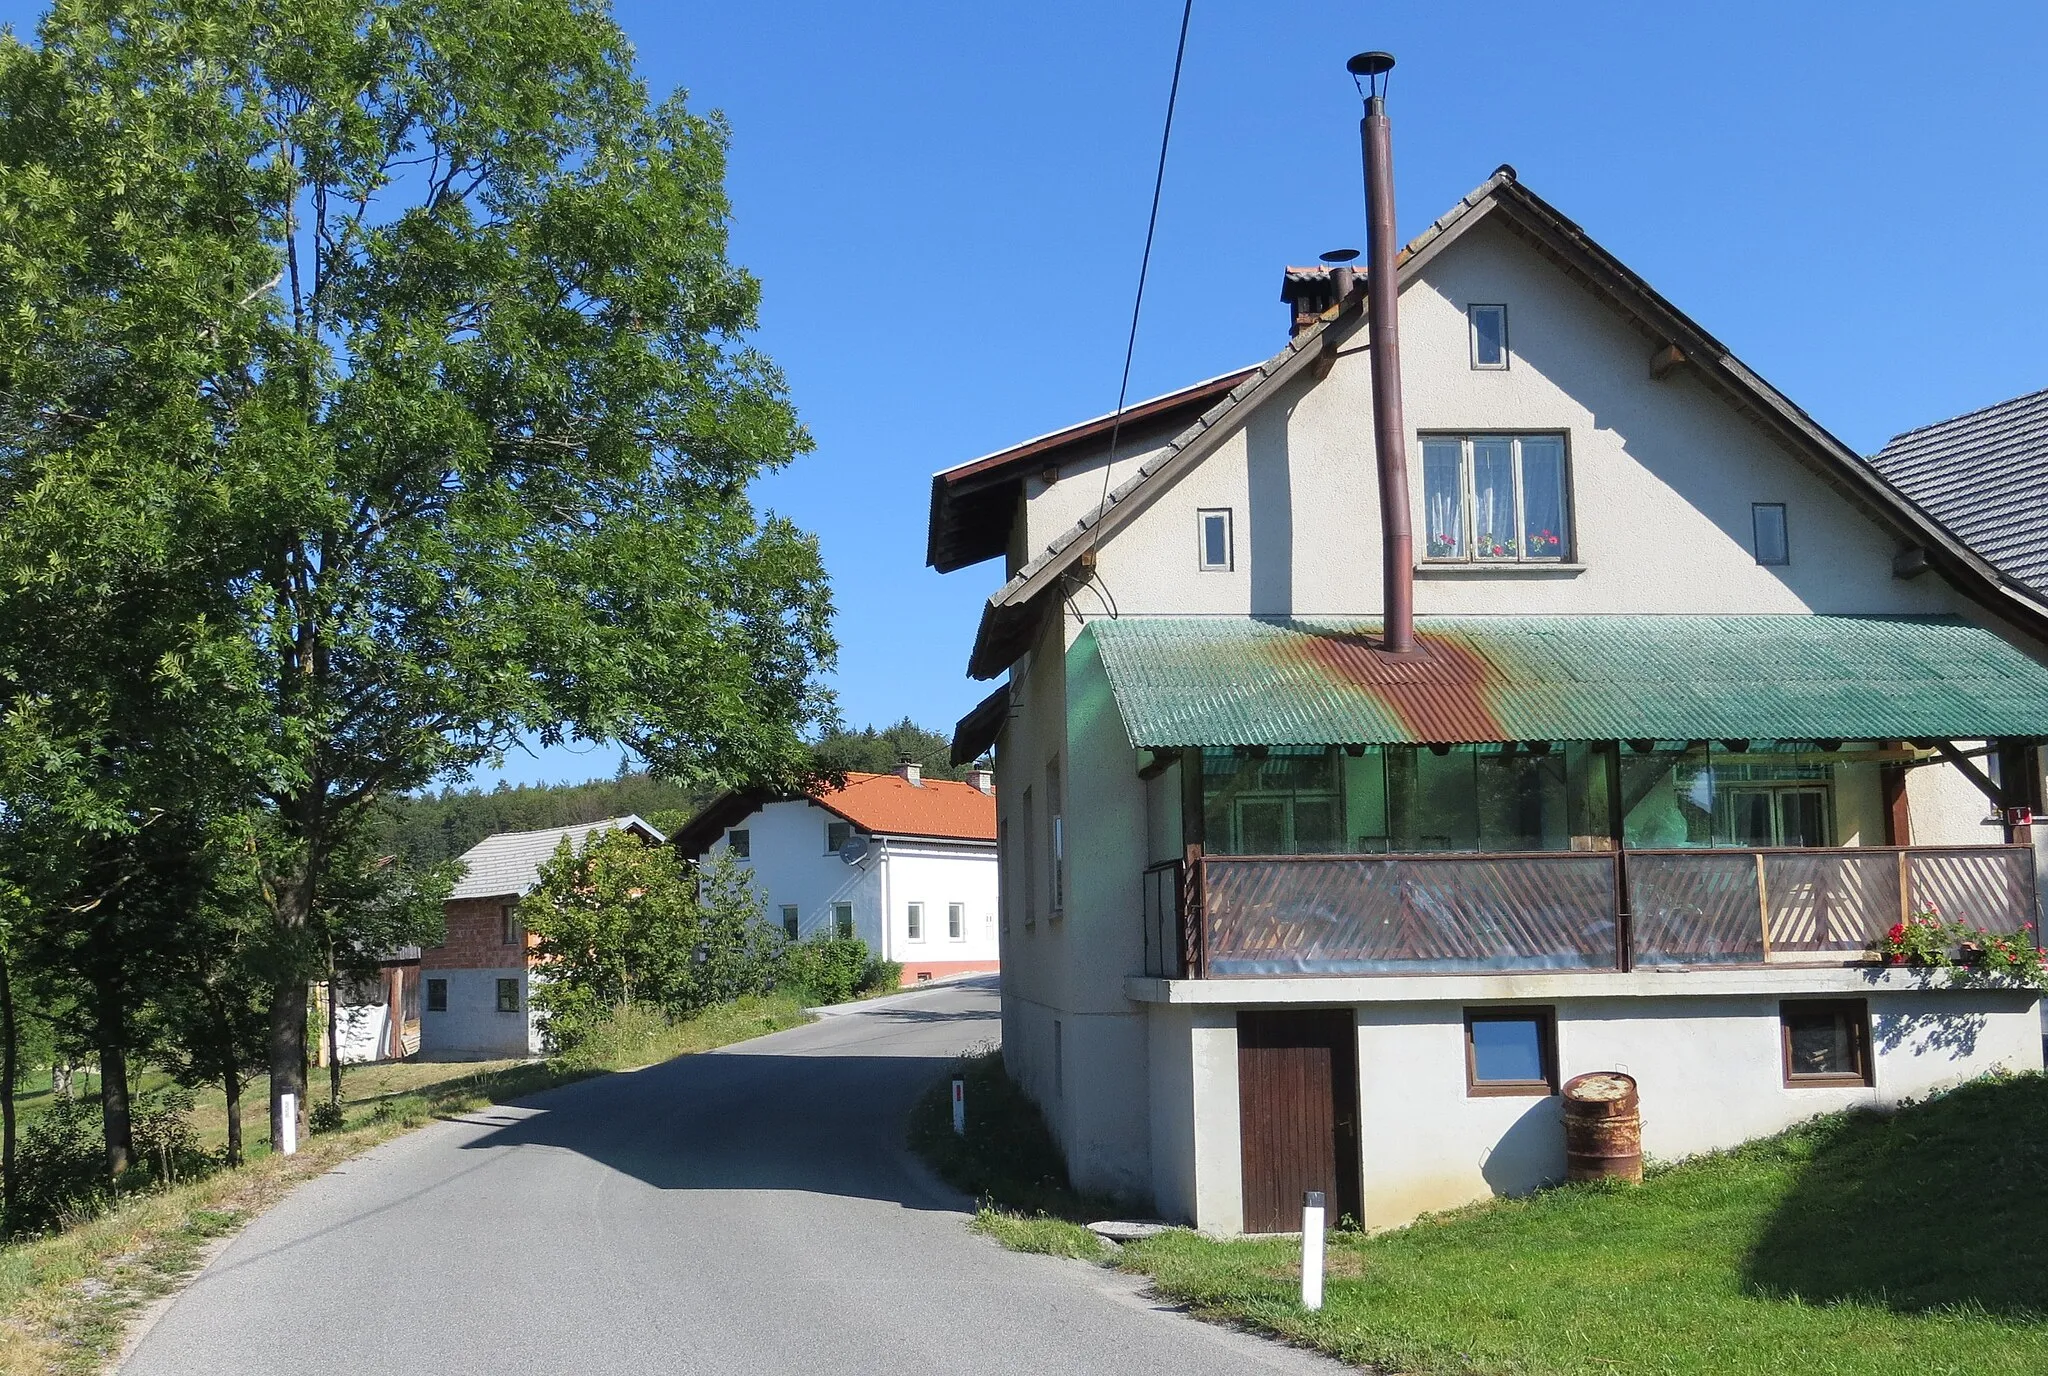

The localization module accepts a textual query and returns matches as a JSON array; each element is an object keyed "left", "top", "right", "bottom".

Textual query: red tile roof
[{"left": 816, "top": 772, "right": 995, "bottom": 841}]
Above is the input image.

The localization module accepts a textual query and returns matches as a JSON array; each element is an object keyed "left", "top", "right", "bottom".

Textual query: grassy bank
[
  {"left": 915, "top": 1057, "right": 2048, "bottom": 1376},
  {"left": 0, "top": 993, "right": 811, "bottom": 1375}
]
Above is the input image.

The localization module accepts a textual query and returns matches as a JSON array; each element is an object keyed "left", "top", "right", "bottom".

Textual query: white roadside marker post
[
  {"left": 1301, "top": 1190, "right": 1326, "bottom": 1311},
  {"left": 280, "top": 1092, "right": 298, "bottom": 1157},
  {"left": 951, "top": 1077, "right": 966, "bottom": 1136}
]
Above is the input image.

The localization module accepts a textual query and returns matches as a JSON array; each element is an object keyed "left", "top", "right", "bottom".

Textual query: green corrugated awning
[{"left": 1085, "top": 615, "right": 2048, "bottom": 747}]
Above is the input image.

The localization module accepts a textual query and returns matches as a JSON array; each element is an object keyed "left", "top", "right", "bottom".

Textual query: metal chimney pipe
[{"left": 1353, "top": 53, "right": 1415, "bottom": 656}]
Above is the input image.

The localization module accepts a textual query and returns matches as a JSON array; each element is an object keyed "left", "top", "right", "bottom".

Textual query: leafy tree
[
  {"left": 521, "top": 830, "right": 776, "bottom": 1048},
  {"left": 814, "top": 719, "right": 981, "bottom": 782},
  {"left": 0, "top": 0, "right": 834, "bottom": 1152}
]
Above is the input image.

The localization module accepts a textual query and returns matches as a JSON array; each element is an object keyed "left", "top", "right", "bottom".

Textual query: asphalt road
[{"left": 121, "top": 978, "right": 1338, "bottom": 1375}]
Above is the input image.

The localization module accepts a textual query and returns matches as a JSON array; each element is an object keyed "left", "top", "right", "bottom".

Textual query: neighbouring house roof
[
  {"left": 939, "top": 166, "right": 2047, "bottom": 682},
  {"left": 1870, "top": 387, "right": 2048, "bottom": 601},
  {"left": 926, "top": 367, "right": 1258, "bottom": 575},
  {"left": 671, "top": 772, "right": 997, "bottom": 859},
  {"left": 1084, "top": 615, "right": 2048, "bottom": 747},
  {"left": 446, "top": 816, "right": 666, "bottom": 901}
]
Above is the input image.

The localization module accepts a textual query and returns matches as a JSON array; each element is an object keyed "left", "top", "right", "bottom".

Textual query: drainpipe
[{"left": 1350, "top": 51, "right": 1416, "bottom": 656}]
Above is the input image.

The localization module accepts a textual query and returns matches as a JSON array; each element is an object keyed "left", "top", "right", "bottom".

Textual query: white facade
[
  {"left": 420, "top": 966, "right": 544, "bottom": 1059},
  {"left": 706, "top": 798, "right": 1000, "bottom": 980},
  {"left": 954, "top": 175, "right": 2048, "bottom": 1231}
]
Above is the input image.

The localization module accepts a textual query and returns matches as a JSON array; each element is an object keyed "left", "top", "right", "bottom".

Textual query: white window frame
[
  {"left": 906, "top": 901, "right": 924, "bottom": 942},
  {"left": 948, "top": 902, "right": 965, "bottom": 941},
  {"left": 1197, "top": 508, "right": 1233, "bottom": 571},
  {"left": 1420, "top": 433, "right": 1574, "bottom": 564},
  {"left": 1753, "top": 502, "right": 1790, "bottom": 566},
  {"left": 1468, "top": 303, "right": 1509, "bottom": 370},
  {"left": 832, "top": 902, "right": 854, "bottom": 939},
  {"left": 780, "top": 904, "right": 799, "bottom": 940}
]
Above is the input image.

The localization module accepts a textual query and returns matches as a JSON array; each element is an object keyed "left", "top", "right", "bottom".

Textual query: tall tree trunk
[
  {"left": 267, "top": 976, "right": 307, "bottom": 1152},
  {"left": 0, "top": 939, "right": 17, "bottom": 1234},
  {"left": 90, "top": 967, "right": 132, "bottom": 1177},
  {"left": 222, "top": 1064, "right": 243, "bottom": 1169}
]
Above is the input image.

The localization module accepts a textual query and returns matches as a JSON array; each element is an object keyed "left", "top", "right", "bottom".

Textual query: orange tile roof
[{"left": 815, "top": 772, "right": 995, "bottom": 841}]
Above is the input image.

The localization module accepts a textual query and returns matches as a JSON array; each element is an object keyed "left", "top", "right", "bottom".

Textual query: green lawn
[{"left": 921, "top": 1059, "right": 2048, "bottom": 1376}]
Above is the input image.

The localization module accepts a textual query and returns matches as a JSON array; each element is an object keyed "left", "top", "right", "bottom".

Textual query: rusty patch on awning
[{"left": 1283, "top": 629, "right": 1510, "bottom": 743}]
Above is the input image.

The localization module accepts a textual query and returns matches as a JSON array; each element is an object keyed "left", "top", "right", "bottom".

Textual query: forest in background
[{"left": 376, "top": 719, "right": 975, "bottom": 868}]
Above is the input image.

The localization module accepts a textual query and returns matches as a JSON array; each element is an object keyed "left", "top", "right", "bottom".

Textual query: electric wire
[{"left": 1071, "top": 0, "right": 1195, "bottom": 622}]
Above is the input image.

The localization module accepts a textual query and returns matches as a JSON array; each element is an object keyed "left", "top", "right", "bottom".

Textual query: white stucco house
[
  {"left": 928, "top": 163, "right": 2048, "bottom": 1233},
  {"left": 420, "top": 815, "right": 665, "bottom": 1058},
  {"left": 673, "top": 763, "right": 1000, "bottom": 985}
]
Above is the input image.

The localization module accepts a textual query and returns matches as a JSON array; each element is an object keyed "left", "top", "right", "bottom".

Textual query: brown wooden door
[{"left": 1238, "top": 1009, "right": 1362, "bottom": 1233}]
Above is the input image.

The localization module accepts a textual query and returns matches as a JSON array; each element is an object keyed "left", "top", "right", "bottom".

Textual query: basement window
[
  {"left": 1198, "top": 508, "right": 1233, "bottom": 571},
  {"left": 1465, "top": 1007, "right": 1558, "bottom": 1096},
  {"left": 1468, "top": 304, "right": 1509, "bottom": 369},
  {"left": 1753, "top": 503, "right": 1789, "bottom": 566},
  {"left": 1781, "top": 1000, "right": 1872, "bottom": 1087}
]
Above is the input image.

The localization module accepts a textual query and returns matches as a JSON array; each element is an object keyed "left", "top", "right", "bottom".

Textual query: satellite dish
[{"left": 839, "top": 835, "right": 870, "bottom": 865}]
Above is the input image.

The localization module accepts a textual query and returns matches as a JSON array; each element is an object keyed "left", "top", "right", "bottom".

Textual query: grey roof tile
[
  {"left": 1871, "top": 387, "right": 2048, "bottom": 597},
  {"left": 446, "top": 815, "right": 663, "bottom": 901}
]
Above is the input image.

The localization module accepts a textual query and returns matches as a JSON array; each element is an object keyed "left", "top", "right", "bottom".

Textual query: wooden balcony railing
[{"left": 1143, "top": 844, "right": 2041, "bottom": 979}]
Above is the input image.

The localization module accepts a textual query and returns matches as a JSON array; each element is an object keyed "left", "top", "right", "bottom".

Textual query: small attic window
[
  {"left": 1198, "top": 509, "right": 1233, "bottom": 571},
  {"left": 1469, "top": 304, "right": 1509, "bottom": 370},
  {"left": 1753, "top": 503, "right": 1789, "bottom": 566}
]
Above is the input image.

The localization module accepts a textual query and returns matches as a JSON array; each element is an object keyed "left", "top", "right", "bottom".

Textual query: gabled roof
[
  {"left": 447, "top": 816, "right": 665, "bottom": 901},
  {"left": 926, "top": 367, "right": 1257, "bottom": 574},
  {"left": 1870, "top": 387, "right": 2048, "bottom": 601},
  {"left": 671, "top": 772, "right": 997, "bottom": 859},
  {"left": 1087, "top": 614, "right": 2048, "bottom": 747},
  {"left": 944, "top": 167, "right": 2046, "bottom": 681}
]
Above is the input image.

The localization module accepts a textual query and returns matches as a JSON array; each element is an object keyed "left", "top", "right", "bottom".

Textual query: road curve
[{"left": 121, "top": 979, "right": 1337, "bottom": 1375}]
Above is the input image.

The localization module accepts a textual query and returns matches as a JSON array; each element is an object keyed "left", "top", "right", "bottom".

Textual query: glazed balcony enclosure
[{"left": 1090, "top": 616, "right": 2048, "bottom": 983}]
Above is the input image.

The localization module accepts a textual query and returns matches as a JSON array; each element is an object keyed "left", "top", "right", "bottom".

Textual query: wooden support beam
[{"left": 1936, "top": 742, "right": 2005, "bottom": 809}]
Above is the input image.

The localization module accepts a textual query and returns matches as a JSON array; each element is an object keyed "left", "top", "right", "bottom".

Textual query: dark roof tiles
[{"left": 1872, "top": 387, "right": 2048, "bottom": 598}]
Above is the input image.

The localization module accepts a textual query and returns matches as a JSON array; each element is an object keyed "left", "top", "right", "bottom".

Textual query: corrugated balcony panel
[
  {"left": 1763, "top": 851, "right": 1901, "bottom": 953},
  {"left": 1627, "top": 852, "right": 1766, "bottom": 965},
  {"left": 1906, "top": 847, "right": 2038, "bottom": 932},
  {"left": 1201, "top": 853, "right": 1619, "bottom": 976}
]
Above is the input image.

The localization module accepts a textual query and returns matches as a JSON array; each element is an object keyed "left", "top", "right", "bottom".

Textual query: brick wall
[{"left": 424, "top": 897, "right": 533, "bottom": 970}]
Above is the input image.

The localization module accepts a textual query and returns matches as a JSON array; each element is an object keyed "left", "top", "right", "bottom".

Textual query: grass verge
[
  {"left": 922, "top": 1050, "right": 2048, "bottom": 1376},
  {"left": 0, "top": 992, "right": 812, "bottom": 1375}
]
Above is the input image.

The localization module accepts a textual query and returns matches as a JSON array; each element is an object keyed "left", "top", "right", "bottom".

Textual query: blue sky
[{"left": 10, "top": 2, "right": 2048, "bottom": 788}]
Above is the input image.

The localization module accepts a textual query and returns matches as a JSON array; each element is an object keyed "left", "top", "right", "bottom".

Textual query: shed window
[
  {"left": 1198, "top": 509, "right": 1233, "bottom": 571},
  {"left": 1465, "top": 1007, "right": 1558, "bottom": 1096},
  {"left": 780, "top": 904, "right": 799, "bottom": 940},
  {"left": 1468, "top": 304, "right": 1509, "bottom": 369},
  {"left": 727, "top": 828, "right": 750, "bottom": 858},
  {"left": 1422, "top": 434, "right": 1571, "bottom": 562},
  {"left": 495, "top": 978, "right": 520, "bottom": 1013},
  {"left": 426, "top": 978, "right": 448, "bottom": 1012},
  {"left": 1781, "top": 1000, "right": 1871, "bottom": 1086},
  {"left": 1753, "top": 503, "right": 1789, "bottom": 565},
  {"left": 826, "top": 821, "right": 852, "bottom": 855}
]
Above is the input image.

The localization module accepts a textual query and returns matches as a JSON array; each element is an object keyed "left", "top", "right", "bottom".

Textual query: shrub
[
  {"left": 130, "top": 1085, "right": 205, "bottom": 1183},
  {"left": 11, "top": 1096, "right": 112, "bottom": 1236},
  {"left": 859, "top": 956, "right": 904, "bottom": 996},
  {"left": 780, "top": 935, "right": 872, "bottom": 1004},
  {"left": 308, "top": 1099, "right": 347, "bottom": 1135}
]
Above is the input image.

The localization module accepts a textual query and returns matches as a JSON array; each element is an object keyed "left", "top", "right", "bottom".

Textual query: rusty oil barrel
[{"left": 1562, "top": 1071, "right": 1641, "bottom": 1184}]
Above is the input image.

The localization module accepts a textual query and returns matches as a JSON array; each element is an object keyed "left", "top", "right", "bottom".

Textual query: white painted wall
[
  {"left": 708, "top": 797, "right": 998, "bottom": 972},
  {"left": 418, "top": 966, "right": 541, "bottom": 1058}
]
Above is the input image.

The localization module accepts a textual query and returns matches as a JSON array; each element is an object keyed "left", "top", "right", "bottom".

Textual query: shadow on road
[{"left": 449, "top": 995, "right": 998, "bottom": 1213}]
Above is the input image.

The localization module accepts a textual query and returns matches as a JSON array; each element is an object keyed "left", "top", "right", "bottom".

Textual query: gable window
[
  {"left": 1422, "top": 434, "right": 1571, "bottom": 563},
  {"left": 949, "top": 902, "right": 965, "bottom": 940},
  {"left": 1468, "top": 304, "right": 1509, "bottom": 369},
  {"left": 1198, "top": 508, "right": 1233, "bottom": 571},
  {"left": 726, "top": 828, "right": 750, "bottom": 858},
  {"left": 1781, "top": 1000, "right": 1872, "bottom": 1086},
  {"left": 907, "top": 902, "right": 924, "bottom": 941},
  {"left": 825, "top": 820, "right": 852, "bottom": 855},
  {"left": 426, "top": 978, "right": 448, "bottom": 1012},
  {"left": 780, "top": 904, "right": 799, "bottom": 940},
  {"left": 495, "top": 978, "right": 520, "bottom": 1013},
  {"left": 1753, "top": 503, "right": 1789, "bottom": 566},
  {"left": 833, "top": 902, "right": 854, "bottom": 939},
  {"left": 1465, "top": 1007, "right": 1558, "bottom": 1096}
]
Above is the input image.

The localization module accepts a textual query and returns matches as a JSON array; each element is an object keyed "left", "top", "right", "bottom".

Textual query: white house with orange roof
[{"left": 672, "top": 763, "right": 1000, "bottom": 985}]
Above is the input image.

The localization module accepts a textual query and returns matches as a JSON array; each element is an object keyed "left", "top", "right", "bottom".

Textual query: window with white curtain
[{"left": 1421, "top": 434, "right": 1572, "bottom": 563}]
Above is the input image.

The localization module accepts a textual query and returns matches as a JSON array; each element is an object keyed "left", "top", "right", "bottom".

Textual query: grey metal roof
[
  {"left": 445, "top": 816, "right": 664, "bottom": 901},
  {"left": 1871, "top": 387, "right": 2048, "bottom": 599}
]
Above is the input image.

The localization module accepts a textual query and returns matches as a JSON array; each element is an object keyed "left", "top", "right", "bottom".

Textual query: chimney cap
[
  {"left": 1320, "top": 247, "right": 1359, "bottom": 264},
  {"left": 1346, "top": 51, "right": 1395, "bottom": 77}
]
